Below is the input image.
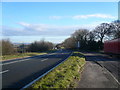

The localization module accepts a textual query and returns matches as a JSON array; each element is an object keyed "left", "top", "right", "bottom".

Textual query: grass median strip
[{"left": 27, "top": 52, "right": 86, "bottom": 89}]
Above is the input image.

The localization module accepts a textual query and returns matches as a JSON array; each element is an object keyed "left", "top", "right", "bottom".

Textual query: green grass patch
[
  {"left": 28, "top": 52, "right": 86, "bottom": 89},
  {"left": 1, "top": 52, "right": 47, "bottom": 61}
]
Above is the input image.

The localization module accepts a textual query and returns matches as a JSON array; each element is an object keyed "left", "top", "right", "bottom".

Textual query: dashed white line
[
  {"left": 47, "top": 53, "right": 56, "bottom": 55},
  {"left": 41, "top": 58, "right": 48, "bottom": 62},
  {"left": 0, "top": 70, "right": 9, "bottom": 74}
]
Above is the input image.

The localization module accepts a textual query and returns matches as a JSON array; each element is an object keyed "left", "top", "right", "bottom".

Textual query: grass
[
  {"left": 27, "top": 52, "right": 86, "bottom": 89},
  {"left": 1, "top": 52, "right": 47, "bottom": 61}
]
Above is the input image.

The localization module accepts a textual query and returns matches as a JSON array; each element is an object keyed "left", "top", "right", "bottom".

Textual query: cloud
[
  {"left": 2, "top": 21, "right": 109, "bottom": 36},
  {"left": 2, "top": 26, "right": 25, "bottom": 36},
  {"left": 18, "top": 22, "right": 48, "bottom": 31},
  {"left": 49, "top": 14, "right": 116, "bottom": 20},
  {"left": 73, "top": 14, "right": 115, "bottom": 19}
]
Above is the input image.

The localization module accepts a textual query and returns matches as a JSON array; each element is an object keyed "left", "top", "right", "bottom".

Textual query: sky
[{"left": 1, "top": 2, "right": 118, "bottom": 44}]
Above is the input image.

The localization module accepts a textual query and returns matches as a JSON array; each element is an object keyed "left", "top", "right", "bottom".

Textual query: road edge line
[
  {"left": 104, "top": 66, "right": 120, "bottom": 86},
  {"left": 96, "top": 61, "right": 120, "bottom": 86}
]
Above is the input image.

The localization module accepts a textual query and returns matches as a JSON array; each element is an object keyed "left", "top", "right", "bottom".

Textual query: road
[
  {"left": 1, "top": 50, "right": 72, "bottom": 89},
  {"left": 77, "top": 52, "right": 120, "bottom": 88}
]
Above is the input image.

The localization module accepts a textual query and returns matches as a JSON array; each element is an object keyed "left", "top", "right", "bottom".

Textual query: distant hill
[{"left": 13, "top": 43, "right": 31, "bottom": 45}]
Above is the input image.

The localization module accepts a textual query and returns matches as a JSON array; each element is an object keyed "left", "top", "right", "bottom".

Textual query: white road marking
[
  {"left": 47, "top": 53, "right": 56, "bottom": 55},
  {"left": 0, "top": 70, "right": 9, "bottom": 74},
  {"left": 95, "top": 61, "right": 120, "bottom": 86},
  {"left": 41, "top": 58, "right": 48, "bottom": 62},
  {"left": 1, "top": 59, "right": 30, "bottom": 66}
]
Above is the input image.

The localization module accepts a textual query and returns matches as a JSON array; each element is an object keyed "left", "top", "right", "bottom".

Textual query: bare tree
[
  {"left": 71, "top": 29, "right": 89, "bottom": 49},
  {"left": 2, "top": 39, "right": 16, "bottom": 55},
  {"left": 110, "top": 20, "right": 120, "bottom": 39},
  {"left": 63, "top": 37, "right": 76, "bottom": 49},
  {"left": 28, "top": 40, "right": 54, "bottom": 52},
  {"left": 72, "top": 29, "right": 89, "bottom": 41},
  {"left": 94, "top": 23, "right": 112, "bottom": 43},
  {"left": 88, "top": 31, "right": 96, "bottom": 41}
]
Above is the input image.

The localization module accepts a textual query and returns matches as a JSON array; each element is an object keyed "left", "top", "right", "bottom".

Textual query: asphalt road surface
[
  {"left": 77, "top": 52, "right": 120, "bottom": 88},
  {"left": 1, "top": 50, "right": 72, "bottom": 89}
]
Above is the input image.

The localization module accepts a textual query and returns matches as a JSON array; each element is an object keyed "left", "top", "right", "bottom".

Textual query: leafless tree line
[
  {"left": 27, "top": 40, "right": 54, "bottom": 52},
  {"left": 63, "top": 20, "right": 120, "bottom": 50},
  {"left": 1, "top": 39, "right": 54, "bottom": 55}
]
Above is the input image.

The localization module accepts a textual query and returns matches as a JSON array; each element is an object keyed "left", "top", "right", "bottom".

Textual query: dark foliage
[
  {"left": 1, "top": 39, "right": 17, "bottom": 55},
  {"left": 28, "top": 40, "right": 54, "bottom": 52}
]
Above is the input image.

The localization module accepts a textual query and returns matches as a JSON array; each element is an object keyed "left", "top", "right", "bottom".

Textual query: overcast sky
[{"left": 1, "top": 2, "right": 118, "bottom": 43}]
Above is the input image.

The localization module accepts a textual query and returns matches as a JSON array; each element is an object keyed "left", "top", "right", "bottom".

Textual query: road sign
[{"left": 77, "top": 41, "right": 80, "bottom": 48}]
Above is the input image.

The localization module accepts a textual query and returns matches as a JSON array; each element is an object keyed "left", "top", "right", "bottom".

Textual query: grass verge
[
  {"left": 1, "top": 52, "right": 47, "bottom": 61},
  {"left": 27, "top": 52, "right": 86, "bottom": 89}
]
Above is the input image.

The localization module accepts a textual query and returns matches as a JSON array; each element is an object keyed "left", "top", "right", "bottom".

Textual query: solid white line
[
  {"left": 41, "top": 58, "right": 48, "bottom": 62},
  {"left": 104, "top": 67, "right": 120, "bottom": 86},
  {"left": 1, "top": 59, "right": 30, "bottom": 66},
  {"left": 0, "top": 70, "right": 9, "bottom": 74},
  {"left": 96, "top": 61, "right": 120, "bottom": 86}
]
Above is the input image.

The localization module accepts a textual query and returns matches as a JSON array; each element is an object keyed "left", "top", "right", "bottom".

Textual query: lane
[
  {"left": 1, "top": 50, "right": 62, "bottom": 64},
  {"left": 1, "top": 51, "right": 58, "bottom": 65},
  {"left": 1, "top": 50, "right": 64, "bottom": 65},
  {"left": 2, "top": 50, "right": 72, "bottom": 88}
]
